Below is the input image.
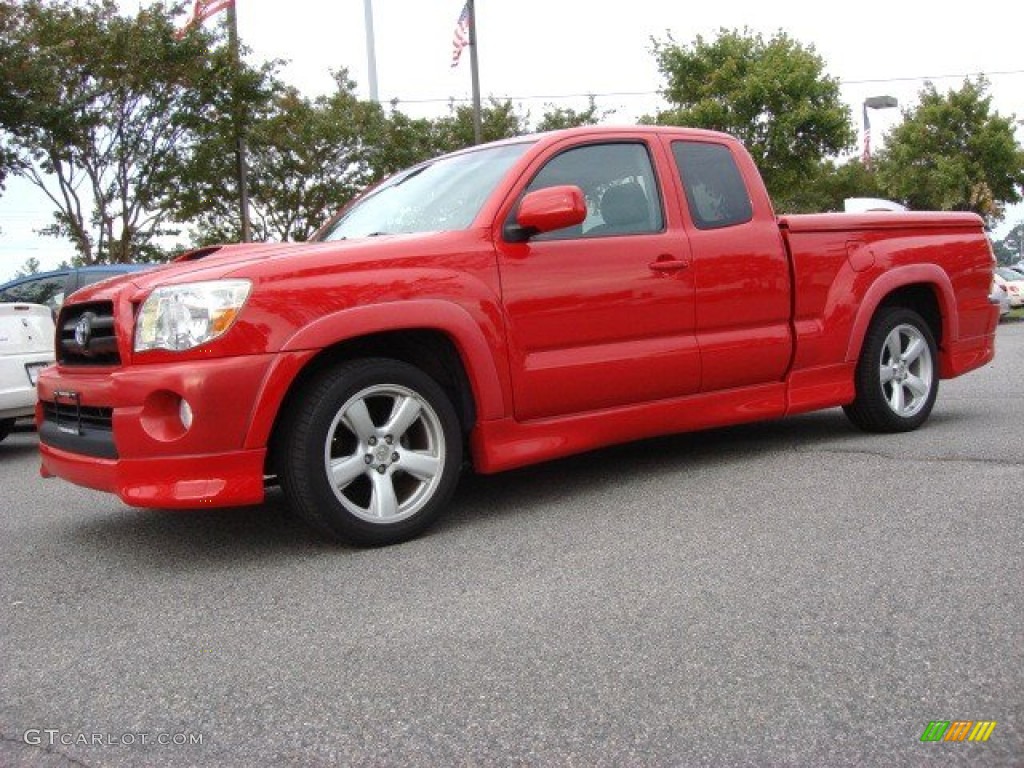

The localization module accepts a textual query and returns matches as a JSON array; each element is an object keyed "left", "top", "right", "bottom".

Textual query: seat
[{"left": 587, "top": 182, "right": 650, "bottom": 235}]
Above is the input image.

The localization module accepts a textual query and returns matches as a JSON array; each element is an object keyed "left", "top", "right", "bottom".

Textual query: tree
[
  {"left": 0, "top": 1, "right": 31, "bottom": 192},
  {"left": 873, "top": 78, "right": 1024, "bottom": 227},
  {"left": 184, "top": 71, "right": 381, "bottom": 243},
  {"left": 370, "top": 108, "right": 440, "bottom": 179},
  {"left": 0, "top": 0, "right": 278, "bottom": 263},
  {"left": 431, "top": 98, "right": 529, "bottom": 154},
  {"left": 993, "top": 222, "right": 1024, "bottom": 265},
  {"left": 782, "top": 158, "right": 884, "bottom": 214},
  {"left": 14, "top": 257, "right": 41, "bottom": 278},
  {"left": 647, "top": 28, "right": 855, "bottom": 212},
  {"left": 535, "top": 97, "right": 609, "bottom": 132}
]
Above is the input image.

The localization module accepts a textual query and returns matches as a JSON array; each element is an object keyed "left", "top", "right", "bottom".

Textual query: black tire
[
  {"left": 276, "top": 358, "right": 463, "bottom": 546},
  {"left": 843, "top": 306, "right": 939, "bottom": 433},
  {"left": 0, "top": 418, "right": 14, "bottom": 442}
]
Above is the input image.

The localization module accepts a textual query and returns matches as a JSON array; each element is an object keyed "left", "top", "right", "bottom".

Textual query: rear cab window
[{"left": 671, "top": 141, "right": 753, "bottom": 230}]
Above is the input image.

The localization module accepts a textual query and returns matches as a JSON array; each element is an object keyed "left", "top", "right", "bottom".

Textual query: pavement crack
[
  {"left": 0, "top": 732, "right": 96, "bottom": 768},
  {"left": 794, "top": 444, "right": 1024, "bottom": 468}
]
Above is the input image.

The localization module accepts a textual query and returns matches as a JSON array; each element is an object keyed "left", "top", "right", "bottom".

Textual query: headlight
[{"left": 135, "top": 279, "right": 252, "bottom": 352}]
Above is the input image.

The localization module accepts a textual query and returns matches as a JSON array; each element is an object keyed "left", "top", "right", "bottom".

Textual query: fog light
[{"left": 179, "top": 398, "right": 194, "bottom": 430}]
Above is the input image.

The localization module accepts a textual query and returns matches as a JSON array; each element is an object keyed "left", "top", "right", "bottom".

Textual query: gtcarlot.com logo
[
  {"left": 920, "top": 720, "right": 997, "bottom": 742},
  {"left": 23, "top": 729, "right": 204, "bottom": 747}
]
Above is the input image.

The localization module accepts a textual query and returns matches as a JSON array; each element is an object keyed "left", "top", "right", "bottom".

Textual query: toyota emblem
[{"left": 74, "top": 313, "right": 93, "bottom": 349}]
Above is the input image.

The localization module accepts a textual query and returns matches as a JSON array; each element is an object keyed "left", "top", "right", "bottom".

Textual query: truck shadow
[
  {"left": 68, "top": 407, "right": 882, "bottom": 564},
  {"left": 439, "top": 408, "right": 865, "bottom": 533}
]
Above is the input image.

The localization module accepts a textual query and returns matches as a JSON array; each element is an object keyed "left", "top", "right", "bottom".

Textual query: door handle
[{"left": 648, "top": 257, "right": 689, "bottom": 273}]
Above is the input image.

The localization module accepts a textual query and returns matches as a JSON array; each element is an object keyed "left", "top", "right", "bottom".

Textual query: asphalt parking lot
[{"left": 1, "top": 322, "right": 1021, "bottom": 767}]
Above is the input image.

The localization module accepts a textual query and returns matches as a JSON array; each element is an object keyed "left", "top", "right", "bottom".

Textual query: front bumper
[
  {"left": 38, "top": 441, "right": 266, "bottom": 507},
  {"left": 36, "top": 354, "right": 277, "bottom": 508}
]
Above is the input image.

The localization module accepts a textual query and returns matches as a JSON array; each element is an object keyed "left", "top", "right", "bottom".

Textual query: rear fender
[{"left": 845, "top": 264, "right": 957, "bottom": 364}]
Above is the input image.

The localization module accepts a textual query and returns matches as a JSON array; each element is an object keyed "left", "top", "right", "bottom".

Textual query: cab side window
[
  {"left": 671, "top": 141, "right": 753, "bottom": 229},
  {"left": 521, "top": 142, "right": 664, "bottom": 240}
]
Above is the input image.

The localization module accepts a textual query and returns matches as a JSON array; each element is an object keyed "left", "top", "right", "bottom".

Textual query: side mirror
[{"left": 504, "top": 185, "right": 587, "bottom": 243}]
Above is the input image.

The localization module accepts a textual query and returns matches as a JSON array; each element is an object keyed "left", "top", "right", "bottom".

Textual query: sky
[{"left": 2, "top": 0, "right": 1022, "bottom": 281}]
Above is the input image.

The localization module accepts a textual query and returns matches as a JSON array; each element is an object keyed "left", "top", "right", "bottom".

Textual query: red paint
[{"left": 36, "top": 126, "right": 997, "bottom": 508}]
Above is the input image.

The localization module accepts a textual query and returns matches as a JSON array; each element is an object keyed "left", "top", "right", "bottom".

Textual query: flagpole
[
  {"left": 226, "top": 2, "right": 252, "bottom": 241},
  {"left": 467, "top": 0, "right": 482, "bottom": 144}
]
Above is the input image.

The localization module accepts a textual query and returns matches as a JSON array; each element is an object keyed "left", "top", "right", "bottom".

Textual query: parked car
[
  {"left": 994, "top": 267, "right": 1024, "bottom": 307},
  {"left": 843, "top": 197, "right": 907, "bottom": 212},
  {"left": 990, "top": 280, "right": 1011, "bottom": 318},
  {"left": 0, "top": 264, "right": 158, "bottom": 313},
  {"left": 0, "top": 303, "right": 55, "bottom": 442}
]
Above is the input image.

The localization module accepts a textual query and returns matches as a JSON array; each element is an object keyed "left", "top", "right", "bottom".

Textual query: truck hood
[{"left": 69, "top": 233, "right": 480, "bottom": 303}]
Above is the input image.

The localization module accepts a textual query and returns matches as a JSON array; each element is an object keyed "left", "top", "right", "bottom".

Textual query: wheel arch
[
  {"left": 246, "top": 300, "right": 509, "bottom": 466},
  {"left": 845, "top": 266, "right": 957, "bottom": 369}
]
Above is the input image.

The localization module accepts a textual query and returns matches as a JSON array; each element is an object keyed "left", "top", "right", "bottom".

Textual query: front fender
[{"left": 279, "top": 298, "right": 507, "bottom": 416}]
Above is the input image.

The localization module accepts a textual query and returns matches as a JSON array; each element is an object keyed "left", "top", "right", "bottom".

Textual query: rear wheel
[
  {"left": 0, "top": 418, "right": 14, "bottom": 442},
  {"left": 844, "top": 307, "right": 938, "bottom": 433},
  {"left": 277, "top": 358, "right": 463, "bottom": 546}
]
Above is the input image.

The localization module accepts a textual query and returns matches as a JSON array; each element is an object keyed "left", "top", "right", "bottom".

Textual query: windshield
[
  {"left": 320, "top": 141, "right": 533, "bottom": 241},
  {"left": 997, "top": 267, "right": 1024, "bottom": 281}
]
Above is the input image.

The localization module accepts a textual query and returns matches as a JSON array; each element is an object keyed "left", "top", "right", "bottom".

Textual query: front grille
[
  {"left": 42, "top": 400, "right": 114, "bottom": 432},
  {"left": 39, "top": 398, "right": 117, "bottom": 458},
  {"left": 58, "top": 301, "right": 120, "bottom": 365}
]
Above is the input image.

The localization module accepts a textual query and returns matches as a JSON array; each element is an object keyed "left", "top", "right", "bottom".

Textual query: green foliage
[
  {"left": 781, "top": 158, "right": 884, "bottom": 214},
  {"left": 431, "top": 98, "right": 529, "bottom": 154},
  {"left": 370, "top": 108, "right": 438, "bottom": 179},
  {"left": 873, "top": 78, "right": 1024, "bottom": 227},
  {"left": 183, "top": 70, "right": 382, "bottom": 243},
  {"left": 647, "top": 28, "right": 854, "bottom": 212},
  {"left": 993, "top": 222, "right": 1023, "bottom": 265},
  {"left": 535, "top": 97, "right": 609, "bottom": 132},
  {"left": 14, "top": 257, "right": 41, "bottom": 278},
  {"left": 0, "top": 2, "right": 31, "bottom": 190},
  {"left": 0, "top": 0, "right": 281, "bottom": 262}
]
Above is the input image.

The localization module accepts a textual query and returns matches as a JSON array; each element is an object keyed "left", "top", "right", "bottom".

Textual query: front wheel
[
  {"left": 277, "top": 359, "right": 463, "bottom": 546},
  {"left": 0, "top": 418, "right": 14, "bottom": 443},
  {"left": 843, "top": 307, "right": 939, "bottom": 433}
]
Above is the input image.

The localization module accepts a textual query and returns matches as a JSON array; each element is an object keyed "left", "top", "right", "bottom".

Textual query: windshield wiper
[{"left": 392, "top": 165, "right": 429, "bottom": 187}]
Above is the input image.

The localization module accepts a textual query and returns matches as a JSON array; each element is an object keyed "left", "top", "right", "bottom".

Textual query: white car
[
  {"left": 0, "top": 303, "right": 55, "bottom": 442},
  {"left": 994, "top": 268, "right": 1024, "bottom": 308},
  {"left": 990, "top": 280, "right": 1010, "bottom": 318}
]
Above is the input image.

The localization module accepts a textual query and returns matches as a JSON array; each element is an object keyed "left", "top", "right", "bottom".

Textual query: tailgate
[{"left": 0, "top": 303, "right": 56, "bottom": 355}]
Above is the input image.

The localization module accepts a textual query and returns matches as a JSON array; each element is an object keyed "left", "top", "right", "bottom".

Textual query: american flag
[
  {"left": 451, "top": 2, "right": 470, "bottom": 68},
  {"left": 176, "top": 0, "right": 234, "bottom": 39}
]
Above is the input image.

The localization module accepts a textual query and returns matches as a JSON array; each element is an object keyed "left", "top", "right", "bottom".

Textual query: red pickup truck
[{"left": 37, "top": 126, "right": 998, "bottom": 545}]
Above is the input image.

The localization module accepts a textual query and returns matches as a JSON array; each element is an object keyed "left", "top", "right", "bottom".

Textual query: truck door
[
  {"left": 665, "top": 139, "right": 793, "bottom": 392},
  {"left": 496, "top": 139, "right": 700, "bottom": 421}
]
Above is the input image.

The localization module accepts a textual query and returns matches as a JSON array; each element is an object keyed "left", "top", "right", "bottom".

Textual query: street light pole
[
  {"left": 363, "top": 0, "right": 379, "bottom": 103},
  {"left": 862, "top": 95, "right": 898, "bottom": 168}
]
